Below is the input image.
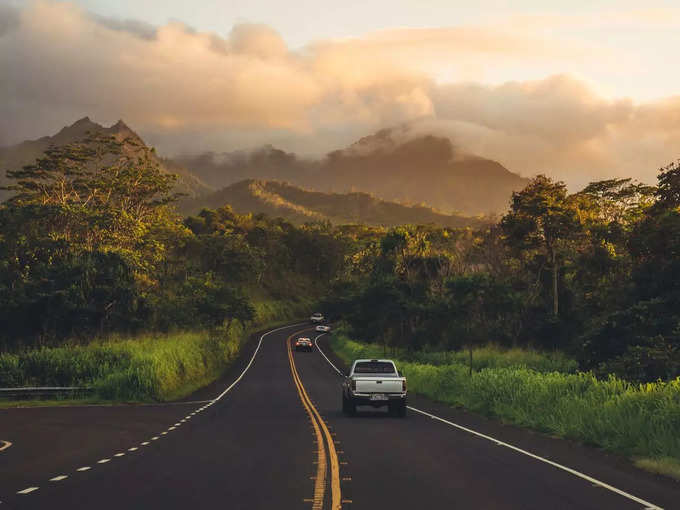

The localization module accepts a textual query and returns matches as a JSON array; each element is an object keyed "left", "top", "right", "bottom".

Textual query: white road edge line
[
  {"left": 0, "top": 440, "right": 12, "bottom": 452},
  {"left": 313, "top": 333, "right": 664, "bottom": 510}
]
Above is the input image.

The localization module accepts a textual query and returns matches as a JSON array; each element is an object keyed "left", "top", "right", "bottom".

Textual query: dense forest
[
  {"left": 0, "top": 134, "right": 344, "bottom": 350},
  {"left": 323, "top": 165, "right": 680, "bottom": 382},
  {"left": 1, "top": 133, "right": 679, "bottom": 384}
]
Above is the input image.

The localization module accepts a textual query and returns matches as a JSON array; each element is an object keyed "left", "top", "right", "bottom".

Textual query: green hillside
[{"left": 182, "top": 179, "right": 487, "bottom": 227}]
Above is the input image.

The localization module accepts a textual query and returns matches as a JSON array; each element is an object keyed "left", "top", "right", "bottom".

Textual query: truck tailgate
[{"left": 354, "top": 377, "right": 403, "bottom": 393}]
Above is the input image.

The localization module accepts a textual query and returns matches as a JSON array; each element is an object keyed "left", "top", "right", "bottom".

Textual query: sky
[{"left": 1, "top": 0, "right": 680, "bottom": 187}]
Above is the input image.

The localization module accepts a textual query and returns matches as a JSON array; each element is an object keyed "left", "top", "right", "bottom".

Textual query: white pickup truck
[{"left": 342, "top": 359, "right": 407, "bottom": 417}]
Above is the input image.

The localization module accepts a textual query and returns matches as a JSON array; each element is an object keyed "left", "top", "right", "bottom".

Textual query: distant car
[
  {"left": 310, "top": 313, "right": 324, "bottom": 324},
  {"left": 294, "top": 337, "right": 313, "bottom": 352},
  {"left": 315, "top": 325, "right": 331, "bottom": 333}
]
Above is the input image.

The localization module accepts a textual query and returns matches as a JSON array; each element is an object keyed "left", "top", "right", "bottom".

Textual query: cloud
[
  {"left": 0, "top": 4, "right": 20, "bottom": 38},
  {"left": 421, "top": 77, "right": 679, "bottom": 186},
  {"left": 0, "top": 0, "right": 678, "bottom": 188}
]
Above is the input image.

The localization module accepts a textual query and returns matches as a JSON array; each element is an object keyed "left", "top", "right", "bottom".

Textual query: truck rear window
[{"left": 354, "top": 362, "right": 395, "bottom": 374}]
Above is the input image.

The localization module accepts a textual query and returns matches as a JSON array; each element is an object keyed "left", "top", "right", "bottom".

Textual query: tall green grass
[
  {"left": 330, "top": 334, "right": 680, "bottom": 477},
  {"left": 0, "top": 298, "right": 311, "bottom": 402},
  {"left": 334, "top": 335, "right": 577, "bottom": 373}
]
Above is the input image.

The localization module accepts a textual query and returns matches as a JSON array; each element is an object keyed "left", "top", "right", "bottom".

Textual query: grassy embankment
[
  {"left": 329, "top": 330, "right": 680, "bottom": 480},
  {"left": 0, "top": 299, "right": 310, "bottom": 404}
]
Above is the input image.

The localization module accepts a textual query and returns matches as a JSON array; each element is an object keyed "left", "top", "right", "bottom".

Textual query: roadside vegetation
[
  {"left": 0, "top": 134, "right": 332, "bottom": 399},
  {"left": 330, "top": 333, "right": 680, "bottom": 479},
  {"left": 0, "top": 299, "right": 308, "bottom": 402},
  {"left": 323, "top": 165, "right": 680, "bottom": 384}
]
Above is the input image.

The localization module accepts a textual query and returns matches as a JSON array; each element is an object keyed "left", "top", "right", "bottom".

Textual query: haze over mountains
[
  {"left": 176, "top": 125, "right": 529, "bottom": 215},
  {"left": 0, "top": 117, "right": 529, "bottom": 224}
]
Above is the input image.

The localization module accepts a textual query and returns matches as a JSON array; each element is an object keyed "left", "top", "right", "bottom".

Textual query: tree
[{"left": 501, "top": 175, "right": 581, "bottom": 316}]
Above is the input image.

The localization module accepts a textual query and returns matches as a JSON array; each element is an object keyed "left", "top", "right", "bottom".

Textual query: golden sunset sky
[{"left": 2, "top": 0, "right": 679, "bottom": 186}]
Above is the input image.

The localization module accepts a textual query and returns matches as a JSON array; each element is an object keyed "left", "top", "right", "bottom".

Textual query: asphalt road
[{"left": 1, "top": 322, "right": 678, "bottom": 509}]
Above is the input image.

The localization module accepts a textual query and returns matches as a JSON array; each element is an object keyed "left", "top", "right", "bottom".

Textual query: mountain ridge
[
  {"left": 181, "top": 179, "right": 488, "bottom": 228},
  {"left": 174, "top": 126, "right": 528, "bottom": 215},
  {"left": 0, "top": 117, "right": 212, "bottom": 200}
]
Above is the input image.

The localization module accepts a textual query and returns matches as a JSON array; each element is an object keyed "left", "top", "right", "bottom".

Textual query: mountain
[
  {"left": 173, "top": 126, "right": 529, "bottom": 215},
  {"left": 0, "top": 117, "right": 211, "bottom": 201},
  {"left": 173, "top": 145, "right": 316, "bottom": 190},
  {"left": 323, "top": 127, "right": 529, "bottom": 215},
  {"left": 182, "top": 179, "right": 487, "bottom": 228}
]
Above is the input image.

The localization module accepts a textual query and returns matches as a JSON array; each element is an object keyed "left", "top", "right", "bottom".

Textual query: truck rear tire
[
  {"left": 390, "top": 400, "right": 407, "bottom": 417},
  {"left": 343, "top": 394, "right": 356, "bottom": 416}
]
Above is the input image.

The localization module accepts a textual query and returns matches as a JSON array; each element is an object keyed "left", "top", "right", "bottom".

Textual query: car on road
[
  {"left": 294, "top": 337, "right": 313, "bottom": 352},
  {"left": 315, "top": 325, "right": 331, "bottom": 333},
  {"left": 342, "top": 359, "right": 407, "bottom": 417},
  {"left": 310, "top": 312, "right": 324, "bottom": 324}
]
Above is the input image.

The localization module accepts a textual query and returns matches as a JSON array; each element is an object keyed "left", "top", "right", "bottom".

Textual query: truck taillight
[
  {"left": 351, "top": 380, "right": 356, "bottom": 391},
  {"left": 402, "top": 380, "right": 407, "bottom": 392}
]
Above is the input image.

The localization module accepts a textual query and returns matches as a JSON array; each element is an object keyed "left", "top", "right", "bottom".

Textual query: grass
[
  {"left": 0, "top": 297, "right": 312, "bottom": 403},
  {"left": 337, "top": 337, "right": 578, "bottom": 373},
  {"left": 329, "top": 332, "right": 680, "bottom": 481},
  {"left": 634, "top": 457, "right": 680, "bottom": 480}
]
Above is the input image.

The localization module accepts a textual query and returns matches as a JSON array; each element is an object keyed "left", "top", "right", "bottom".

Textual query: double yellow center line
[{"left": 287, "top": 330, "right": 341, "bottom": 510}]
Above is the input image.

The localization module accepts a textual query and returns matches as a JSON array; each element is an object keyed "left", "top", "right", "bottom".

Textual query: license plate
[{"left": 370, "top": 394, "right": 388, "bottom": 401}]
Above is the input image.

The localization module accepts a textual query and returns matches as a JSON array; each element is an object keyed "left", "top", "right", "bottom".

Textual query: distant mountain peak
[
  {"left": 111, "top": 119, "right": 130, "bottom": 131},
  {"left": 73, "top": 116, "right": 93, "bottom": 125},
  {"left": 54, "top": 116, "right": 101, "bottom": 138},
  {"left": 0, "top": 117, "right": 213, "bottom": 201}
]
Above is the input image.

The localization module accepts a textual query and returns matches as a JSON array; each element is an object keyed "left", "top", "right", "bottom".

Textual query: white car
[
  {"left": 342, "top": 359, "right": 407, "bottom": 417},
  {"left": 315, "top": 325, "right": 331, "bottom": 333},
  {"left": 310, "top": 312, "right": 324, "bottom": 324}
]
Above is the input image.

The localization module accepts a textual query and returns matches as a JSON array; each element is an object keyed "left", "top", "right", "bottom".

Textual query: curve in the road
[
  {"left": 288, "top": 329, "right": 342, "bottom": 510},
  {"left": 9, "top": 322, "right": 308, "bottom": 500},
  {"left": 313, "top": 333, "right": 664, "bottom": 510}
]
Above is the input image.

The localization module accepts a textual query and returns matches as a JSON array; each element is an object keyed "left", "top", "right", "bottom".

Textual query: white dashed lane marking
[
  {"left": 17, "top": 487, "right": 39, "bottom": 494},
  {"left": 9, "top": 323, "right": 307, "bottom": 497}
]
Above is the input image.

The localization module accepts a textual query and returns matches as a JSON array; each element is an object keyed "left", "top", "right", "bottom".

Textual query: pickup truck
[{"left": 342, "top": 359, "right": 407, "bottom": 417}]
